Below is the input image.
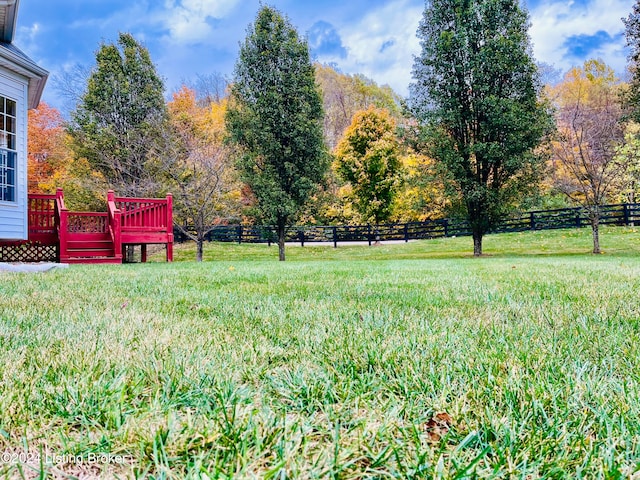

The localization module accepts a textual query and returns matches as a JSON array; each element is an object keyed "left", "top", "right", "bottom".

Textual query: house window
[{"left": 0, "top": 96, "right": 17, "bottom": 202}]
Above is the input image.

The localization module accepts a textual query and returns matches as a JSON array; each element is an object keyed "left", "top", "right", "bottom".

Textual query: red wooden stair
[{"left": 65, "top": 232, "right": 120, "bottom": 264}]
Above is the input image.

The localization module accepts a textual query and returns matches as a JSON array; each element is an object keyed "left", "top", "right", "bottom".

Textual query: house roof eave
[
  {"left": 0, "top": 43, "right": 48, "bottom": 108},
  {"left": 0, "top": 0, "right": 18, "bottom": 43}
]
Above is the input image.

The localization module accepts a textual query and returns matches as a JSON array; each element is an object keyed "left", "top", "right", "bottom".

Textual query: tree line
[{"left": 27, "top": 2, "right": 640, "bottom": 260}]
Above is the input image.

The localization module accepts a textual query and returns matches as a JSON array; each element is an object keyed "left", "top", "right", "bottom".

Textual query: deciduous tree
[
  {"left": 392, "top": 152, "right": 451, "bottom": 222},
  {"left": 410, "top": 0, "right": 552, "bottom": 255},
  {"left": 613, "top": 122, "right": 640, "bottom": 204},
  {"left": 155, "top": 86, "right": 239, "bottom": 262},
  {"left": 550, "top": 60, "right": 626, "bottom": 253},
  {"left": 334, "top": 107, "right": 402, "bottom": 227},
  {"left": 316, "top": 64, "right": 402, "bottom": 150},
  {"left": 183, "top": 72, "right": 229, "bottom": 106},
  {"left": 226, "top": 6, "right": 328, "bottom": 261},
  {"left": 27, "top": 102, "right": 68, "bottom": 192},
  {"left": 27, "top": 102, "right": 103, "bottom": 210}
]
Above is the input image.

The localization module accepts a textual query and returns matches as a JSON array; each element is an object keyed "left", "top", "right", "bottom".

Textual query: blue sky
[{"left": 14, "top": 0, "right": 632, "bottom": 112}]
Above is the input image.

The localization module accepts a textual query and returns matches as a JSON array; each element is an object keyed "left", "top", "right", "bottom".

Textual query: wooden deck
[{"left": 0, "top": 188, "right": 173, "bottom": 264}]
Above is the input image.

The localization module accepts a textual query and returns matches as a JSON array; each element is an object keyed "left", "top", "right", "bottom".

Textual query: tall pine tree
[
  {"left": 226, "top": 6, "right": 328, "bottom": 261},
  {"left": 410, "top": 0, "right": 552, "bottom": 256},
  {"left": 624, "top": 1, "right": 640, "bottom": 121},
  {"left": 70, "top": 33, "right": 166, "bottom": 197}
]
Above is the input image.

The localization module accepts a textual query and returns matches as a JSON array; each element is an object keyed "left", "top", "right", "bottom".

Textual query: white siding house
[{"left": 0, "top": 0, "right": 47, "bottom": 241}]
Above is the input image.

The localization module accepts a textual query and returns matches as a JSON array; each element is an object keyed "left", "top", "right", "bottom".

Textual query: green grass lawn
[
  {"left": 1, "top": 227, "right": 640, "bottom": 478},
  {"left": 166, "top": 224, "right": 640, "bottom": 262}
]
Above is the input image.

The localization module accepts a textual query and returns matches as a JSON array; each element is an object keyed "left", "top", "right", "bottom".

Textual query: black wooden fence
[{"left": 173, "top": 203, "right": 640, "bottom": 246}]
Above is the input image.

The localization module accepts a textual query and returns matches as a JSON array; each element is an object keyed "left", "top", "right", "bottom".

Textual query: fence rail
[{"left": 173, "top": 203, "right": 640, "bottom": 246}]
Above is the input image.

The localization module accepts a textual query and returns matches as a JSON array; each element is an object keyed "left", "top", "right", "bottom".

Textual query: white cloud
[
  {"left": 163, "top": 0, "right": 242, "bottom": 44},
  {"left": 15, "top": 23, "right": 41, "bottom": 55},
  {"left": 319, "top": 0, "right": 631, "bottom": 95},
  {"left": 529, "top": 0, "right": 630, "bottom": 75},
  {"left": 316, "top": 0, "right": 423, "bottom": 96}
]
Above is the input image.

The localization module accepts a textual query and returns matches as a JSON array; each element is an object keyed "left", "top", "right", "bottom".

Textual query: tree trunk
[
  {"left": 468, "top": 198, "right": 486, "bottom": 257},
  {"left": 277, "top": 221, "right": 286, "bottom": 261},
  {"left": 473, "top": 231, "right": 483, "bottom": 257},
  {"left": 591, "top": 216, "right": 601, "bottom": 254},
  {"left": 196, "top": 238, "right": 204, "bottom": 262}
]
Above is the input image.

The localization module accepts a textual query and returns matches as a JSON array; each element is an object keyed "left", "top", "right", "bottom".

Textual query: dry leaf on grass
[{"left": 422, "top": 412, "right": 454, "bottom": 442}]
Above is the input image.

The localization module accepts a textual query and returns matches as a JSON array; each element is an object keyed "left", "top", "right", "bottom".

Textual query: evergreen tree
[
  {"left": 69, "top": 33, "right": 166, "bottom": 197},
  {"left": 226, "top": 6, "right": 328, "bottom": 261},
  {"left": 410, "top": 0, "right": 552, "bottom": 255},
  {"left": 624, "top": 1, "right": 640, "bottom": 121}
]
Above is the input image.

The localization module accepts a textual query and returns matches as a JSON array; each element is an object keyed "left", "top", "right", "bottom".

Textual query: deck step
[
  {"left": 63, "top": 233, "right": 119, "bottom": 263},
  {"left": 67, "top": 240, "right": 114, "bottom": 250},
  {"left": 65, "top": 256, "right": 122, "bottom": 264},
  {"left": 67, "top": 249, "right": 116, "bottom": 257},
  {"left": 67, "top": 232, "right": 111, "bottom": 241}
]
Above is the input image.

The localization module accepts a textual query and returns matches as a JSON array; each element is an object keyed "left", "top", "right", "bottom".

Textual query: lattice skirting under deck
[{"left": 0, "top": 241, "right": 58, "bottom": 263}]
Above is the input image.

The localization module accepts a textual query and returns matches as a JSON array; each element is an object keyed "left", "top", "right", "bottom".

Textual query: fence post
[
  {"left": 333, "top": 226, "right": 337, "bottom": 248},
  {"left": 404, "top": 223, "right": 409, "bottom": 242},
  {"left": 237, "top": 225, "right": 242, "bottom": 244},
  {"left": 107, "top": 190, "right": 123, "bottom": 261},
  {"left": 623, "top": 203, "right": 630, "bottom": 226},
  {"left": 575, "top": 211, "right": 581, "bottom": 228},
  {"left": 55, "top": 189, "right": 65, "bottom": 261},
  {"left": 368, "top": 225, "right": 372, "bottom": 246},
  {"left": 443, "top": 219, "right": 449, "bottom": 237},
  {"left": 166, "top": 193, "right": 173, "bottom": 229},
  {"left": 299, "top": 230, "right": 305, "bottom": 247},
  {"left": 530, "top": 212, "right": 535, "bottom": 230}
]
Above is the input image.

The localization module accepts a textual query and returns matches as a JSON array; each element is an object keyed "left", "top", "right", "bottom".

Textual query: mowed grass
[
  {"left": 166, "top": 224, "right": 640, "bottom": 262},
  {"left": 0, "top": 227, "right": 639, "bottom": 478}
]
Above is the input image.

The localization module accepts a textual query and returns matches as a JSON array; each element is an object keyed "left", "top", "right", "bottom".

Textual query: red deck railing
[
  {"left": 107, "top": 190, "right": 122, "bottom": 261},
  {"left": 27, "top": 193, "right": 57, "bottom": 244},
  {"left": 55, "top": 188, "right": 70, "bottom": 261},
  {"left": 116, "top": 195, "right": 172, "bottom": 228},
  {"left": 115, "top": 193, "right": 173, "bottom": 261}
]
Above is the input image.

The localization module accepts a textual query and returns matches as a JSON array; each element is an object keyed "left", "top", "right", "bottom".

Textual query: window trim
[{"left": 0, "top": 95, "right": 18, "bottom": 204}]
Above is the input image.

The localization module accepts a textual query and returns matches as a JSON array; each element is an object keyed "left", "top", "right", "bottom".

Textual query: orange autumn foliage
[{"left": 27, "top": 102, "right": 70, "bottom": 192}]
